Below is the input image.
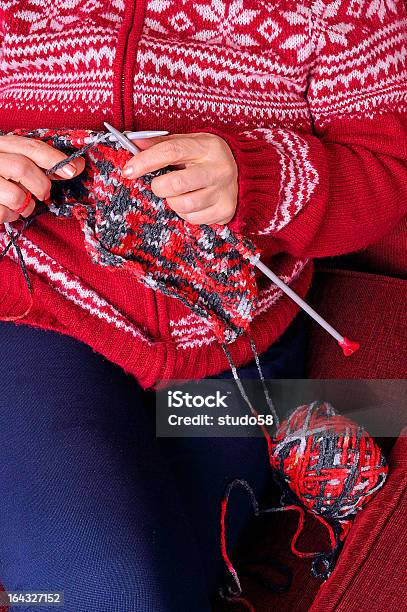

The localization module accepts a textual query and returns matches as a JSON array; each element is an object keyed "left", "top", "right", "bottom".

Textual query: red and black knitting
[{"left": 6, "top": 128, "right": 260, "bottom": 344}]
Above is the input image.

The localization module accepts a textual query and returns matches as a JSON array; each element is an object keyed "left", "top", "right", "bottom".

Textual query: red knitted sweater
[{"left": 0, "top": 1, "right": 406, "bottom": 387}]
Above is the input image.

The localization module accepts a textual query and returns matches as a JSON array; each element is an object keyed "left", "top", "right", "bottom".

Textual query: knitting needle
[
  {"left": 108, "top": 130, "right": 169, "bottom": 143},
  {"left": 104, "top": 122, "right": 142, "bottom": 154},
  {"left": 84, "top": 129, "right": 168, "bottom": 145},
  {"left": 103, "top": 122, "right": 360, "bottom": 356},
  {"left": 125, "top": 130, "right": 169, "bottom": 140},
  {"left": 255, "top": 260, "right": 359, "bottom": 356}
]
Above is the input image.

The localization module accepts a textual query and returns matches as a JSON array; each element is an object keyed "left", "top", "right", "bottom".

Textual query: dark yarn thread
[
  {"left": 219, "top": 479, "right": 260, "bottom": 599},
  {"left": 249, "top": 336, "right": 278, "bottom": 427},
  {"left": 0, "top": 208, "right": 49, "bottom": 320},
  {"left": 259, "top": 503, "right": 340, "bottom": 580},
  {"left": 4, "top": 225, "right": 32, "bottom": 292},
  {"left": 221, "top": 339, "right": 279, "bottom": 433},
  {"left": 45, "top": 132, "right": 108, "bottom": 176},
  {"left": 219, "top": 477, "right": 293, "bottom": 606},
  {"left": 219, "top": 477, "right": 334, "bottom": 601}
]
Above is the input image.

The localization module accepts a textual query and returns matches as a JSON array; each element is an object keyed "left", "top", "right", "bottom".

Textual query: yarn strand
[
  {"left": 0, "top": 222, "right": 34, "bottom": 321},
  {"left": 221, "top": 342, "right": 275, "bottom": 465},
  {"left": 45, "top": 131, "right": 108, "bottom": 176},
  {"left": 0, "top": 209, "right": 49, "bottom": 321}
]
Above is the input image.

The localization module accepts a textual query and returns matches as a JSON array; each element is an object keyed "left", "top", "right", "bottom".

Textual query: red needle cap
[{"left": 339, "top": 337, "right": 360, "bottom": 357}]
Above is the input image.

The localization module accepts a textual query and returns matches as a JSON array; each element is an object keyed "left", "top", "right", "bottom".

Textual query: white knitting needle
[
  {"left": 103, "top": 122, "right": 360, "bottom": 356},
  {"left": 125, "top": 130, "right": 169, "bottom": 140},
  {"left": 84, "top": 129, "right": 168, "bottom": 145},
  {"left": 255, "top": 260, "right": 359, "bottom": 356}
]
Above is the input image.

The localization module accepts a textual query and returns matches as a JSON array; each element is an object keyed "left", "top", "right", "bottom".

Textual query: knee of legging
[{"left": 2, "top": 544, "right": 210, "bottom": 612}]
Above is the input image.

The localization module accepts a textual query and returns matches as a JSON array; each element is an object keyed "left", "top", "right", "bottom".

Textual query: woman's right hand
[{"left": 0, "top": 135, "right": 85, "bottom": 224}]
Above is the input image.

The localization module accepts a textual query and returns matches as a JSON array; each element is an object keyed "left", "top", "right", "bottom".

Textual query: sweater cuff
[{"left": 200, "top": 128, "right": 282, "bottom": 236}]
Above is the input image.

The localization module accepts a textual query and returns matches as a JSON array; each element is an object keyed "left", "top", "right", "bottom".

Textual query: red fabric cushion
[
  {"left": 213, "top": 509, "right": 328, "bottom": 611},
  {"left": 306, "top": 268, "right": 407, "bottom": 378},
  {"left": 310, "top": 428, "right": 407, "bottom": 612}
]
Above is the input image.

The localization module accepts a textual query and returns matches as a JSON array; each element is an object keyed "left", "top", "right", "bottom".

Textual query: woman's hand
[
  {"left": 122, "top": 133, "right": 238, "bottom": 225},
  {"left": 0, "top": 135, "right": 85, "bottom": 224}
]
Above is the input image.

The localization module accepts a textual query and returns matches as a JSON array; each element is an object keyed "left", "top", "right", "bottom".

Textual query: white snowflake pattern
[
  {"left": 193, "top": 0, "right": 260, "bottom": 48},
  {"left": 258, "top": 16, "right": 281, "bottom": 44},
  {"left": 366, "top": 0, "right": 398, "bottom": 22},
  {"left": 148, "top": 0, "right": 172, "bottom": 13},
  {"left": 170, "top": 11, "right": 194, "bottom": 33},
  {"left": 13, "top": 0, "right": 105, "bottom": 32},
  {"left": 281, "top": 1, "right": 354, "bottom": 62}
]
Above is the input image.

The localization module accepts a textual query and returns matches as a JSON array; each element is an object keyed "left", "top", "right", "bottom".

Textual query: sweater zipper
[
  {"left": 114, "top": 1, "right": 137, "bottom": 130},
  {"left": 121, "top": 70, "right": 127, "bottom": 130},
  {"left": 116, "top": 0, "right": 147, "bottom": 131},
  {"left": 116, "top": 0, "right": 166, "bottom": 341},
  {"left": 120, "top": 2, "right": 134, "bottom": 131}
]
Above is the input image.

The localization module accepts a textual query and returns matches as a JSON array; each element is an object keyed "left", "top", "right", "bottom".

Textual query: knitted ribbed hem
[
  {"left": 0, "top": 253, "right": 313, "bottom": 388},
  {"left": 0, "top": 256, "right": 32, "bottom": 320}
]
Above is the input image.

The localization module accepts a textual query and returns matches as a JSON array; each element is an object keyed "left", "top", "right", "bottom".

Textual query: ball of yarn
[{"left": 270, "top": 401, "right": 388, "bottom": 522}]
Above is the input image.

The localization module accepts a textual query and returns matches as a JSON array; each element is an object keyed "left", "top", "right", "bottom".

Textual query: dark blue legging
[{"left": 0, "top": 318, "right": 305, "bottom": 612}]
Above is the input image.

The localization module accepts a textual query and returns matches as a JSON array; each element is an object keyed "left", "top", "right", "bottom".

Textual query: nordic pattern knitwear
[
  {"left": 9, "top": 128, "right": 260, "bottom": 344},
  {"left": 0, "top": 1, "right": 406, "bottom": 386}
]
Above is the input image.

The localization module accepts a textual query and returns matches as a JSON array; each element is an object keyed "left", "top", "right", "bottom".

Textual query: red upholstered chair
[
  {"left": 214, "top": 264, "right": 406, "bottom": 611},
  {"left": 306, "top": 267, "right": 407, "bottom": 379},
  {"left": 309, "top": 428, "right": 407, "bottom": 612}
]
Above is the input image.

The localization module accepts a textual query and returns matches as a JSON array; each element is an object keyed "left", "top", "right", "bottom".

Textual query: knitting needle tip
[
  {"left": 338, "top": 337, "right": 360, "bottom": 357},
  {"left": 125, "top": 130, "right": 169, "bottom": 139},
  {"left": 255, "top": 259, "right": 360, "bottom": 356},
  {"left": 104, "top": 122, "right": 141, "bottom": 155}
]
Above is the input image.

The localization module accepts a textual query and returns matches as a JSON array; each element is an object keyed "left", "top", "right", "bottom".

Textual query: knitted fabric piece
[
  {"left": 11, "top": 128, "right": 260, "bottom": 343},
  {"left": 270, "top": 402, "right": 388, "bottom": 535}
]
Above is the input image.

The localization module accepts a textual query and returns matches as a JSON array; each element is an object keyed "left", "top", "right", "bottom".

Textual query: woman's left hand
[{"left": 122, "top": 133, "right": 238, "bottom": 225}]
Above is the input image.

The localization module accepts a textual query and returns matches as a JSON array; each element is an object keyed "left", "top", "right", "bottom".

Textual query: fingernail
[
  {"left": 122, "top": 166, "right": 134, "bottom": 178},
  {"left": 56, "top": 162, "right": 77, "bottom": 178}
]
